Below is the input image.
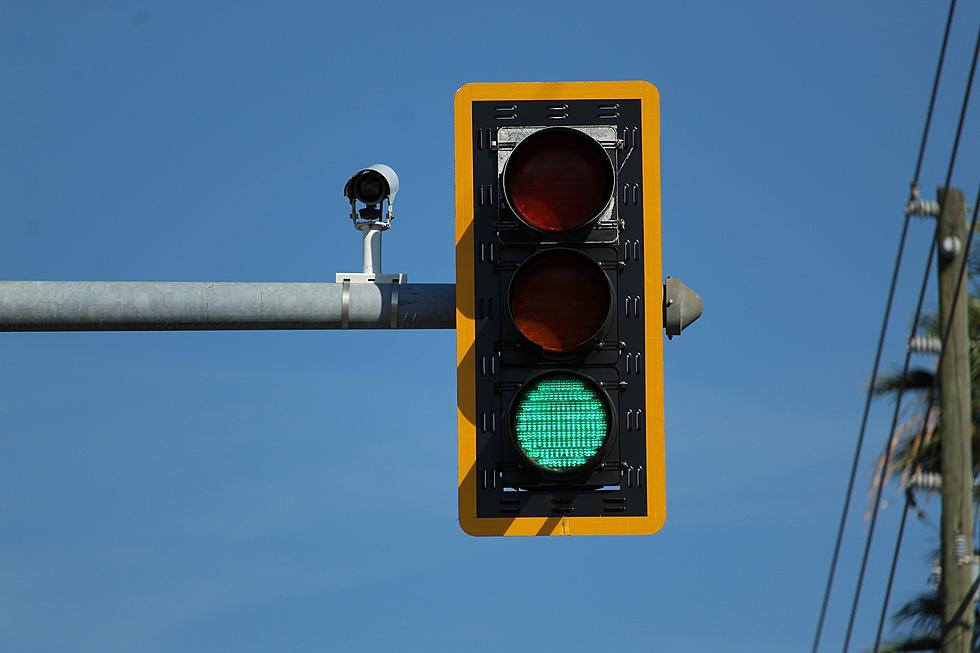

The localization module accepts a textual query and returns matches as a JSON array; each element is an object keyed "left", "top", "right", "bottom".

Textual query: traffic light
[{"left": 455, "top": 81, "right": 667, "bottom": 536}]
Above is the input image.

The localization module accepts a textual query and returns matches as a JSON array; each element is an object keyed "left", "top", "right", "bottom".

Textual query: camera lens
[{"left": 353, "top": 171, "right": 387, "bottom": 205}]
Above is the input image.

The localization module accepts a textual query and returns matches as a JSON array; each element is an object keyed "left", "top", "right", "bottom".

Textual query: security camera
[
  {"left": 336, "top": 162, "right": 406, "bottom": 285},
  {"left": 344, "top": 164, "right": 399, "bottom": 223}
]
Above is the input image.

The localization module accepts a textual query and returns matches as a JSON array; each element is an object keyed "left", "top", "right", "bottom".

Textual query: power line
[
  {"left": 872, "top": 489, "right": 914, "bottom": 652},
  {"left": 809, "top": 3, "right": 959, "bottom": 651},
  {"left": 840, "top": 197, "right": 937, "bottom": 653},
  {"left": 865, "top": 24, "right": 980, "bottom": 649},
  {"left": 913, "top": 0, "right": 960, "bottom": 185},
  {"left": 941, "top": 24, "right": 980, "bottom": 195},
  {"left": 840, "top": 19, "right": 978, "bottom": 652}
]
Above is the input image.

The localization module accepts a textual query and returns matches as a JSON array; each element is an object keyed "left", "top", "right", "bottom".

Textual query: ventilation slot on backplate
[
  {"left": 625, "top": 352, "right": 642, "bottom": 375},
  {"left": 479, "top": 354, "right": 497, "bottom": 377},
  {"left": 621, "top": 238, "right": 640, "bottom": 261},
  {"left": 499, "top": 493, "right": 522, "bottom": 514},
  {"left": 597, "top": 103, "right": 620, "bottom": 120},
  {"left": 550, "top": 496, "right": 574, "bottom": 515},
  {"left": 621, "top": 183, "right": 639, "bottom": 206},
  {"left": 546, "top": 104, "right": 568, "bottom": 120},
  {"left": 604, "top": 495, "right": 628, "bottom": 513},
  {"left": 479, "top": 411, "right": 497, "bottom": 433},
  {"left": 476, "top": 128, "right": 494, "bottom": 151},
  {"left": 495, "top": 105, "right": 518, "bottom": 120}
]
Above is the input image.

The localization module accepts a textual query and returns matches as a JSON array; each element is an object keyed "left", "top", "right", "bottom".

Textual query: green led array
[{"left": 513, "top": 374, "right": 609, "bottom": 472}]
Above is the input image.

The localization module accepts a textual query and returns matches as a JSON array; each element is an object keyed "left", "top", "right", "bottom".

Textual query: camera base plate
[{"left": 334, "top": 273, "right": 407, "bottom": 284}]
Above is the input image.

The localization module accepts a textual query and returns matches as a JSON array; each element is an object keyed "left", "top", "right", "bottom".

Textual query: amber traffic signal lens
[
  {"left": 503, "top": 128, "right": 614, "bottom": 233},
  {"left": 508, "top": 249, "right": 611, "bottom": 354}
]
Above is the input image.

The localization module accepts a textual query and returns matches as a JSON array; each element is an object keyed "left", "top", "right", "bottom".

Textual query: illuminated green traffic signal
[{"left": 512, "top": 372, "right": 612, "bottom": 474}]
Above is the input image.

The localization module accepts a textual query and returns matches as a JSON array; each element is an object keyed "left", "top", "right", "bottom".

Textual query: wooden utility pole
[{"left": 937, "top": 187, "right": 973, "bottom": 653}]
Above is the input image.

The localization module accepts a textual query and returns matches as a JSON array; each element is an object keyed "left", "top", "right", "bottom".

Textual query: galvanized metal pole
[
  {"left": 0, "top": 281, "right": 455, "bottom": 331},
  {"left": 936, "top": 187, "right": 974, "bottom": 653}
]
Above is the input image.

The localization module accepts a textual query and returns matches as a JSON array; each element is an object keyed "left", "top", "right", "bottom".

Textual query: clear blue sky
[{"left": 1, "top": 1, "right": 979, "bottom": 651}]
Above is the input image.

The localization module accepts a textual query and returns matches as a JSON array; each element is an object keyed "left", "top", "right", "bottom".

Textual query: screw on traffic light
[{"left": 455, "top": 81, "right": 700, "bottom": 537}]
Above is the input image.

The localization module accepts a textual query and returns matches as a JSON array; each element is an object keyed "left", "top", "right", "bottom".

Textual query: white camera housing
[{"left": 344, "top": 163, "right": 399, "bottom": 223}]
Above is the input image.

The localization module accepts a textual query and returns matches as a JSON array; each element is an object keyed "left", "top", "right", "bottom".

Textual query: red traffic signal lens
[
  {"left": 503, "top": 128, "right": 614, "bottom": 233},
  {"left": 508, "top": 249, "right": 611, "bottom": 354}
]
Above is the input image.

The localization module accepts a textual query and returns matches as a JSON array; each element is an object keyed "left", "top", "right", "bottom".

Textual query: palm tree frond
[{"left": 875, "top": 369, "right": 936, "bottom": 395}]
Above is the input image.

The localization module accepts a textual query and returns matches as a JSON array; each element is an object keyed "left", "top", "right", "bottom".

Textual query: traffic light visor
[
  {"left": 512, "top": 372, "right": 612, "bottom": 474},
  {"left": 508, "top": 249, "right": 612, "bottom": 354},
  {"left": 503, "top": 127, "right": 614, "bottom": 233}
]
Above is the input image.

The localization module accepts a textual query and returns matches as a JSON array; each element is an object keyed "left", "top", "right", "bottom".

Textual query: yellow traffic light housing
[{"left": 455, "top": 81, "right": 666, "bottom": 537}]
